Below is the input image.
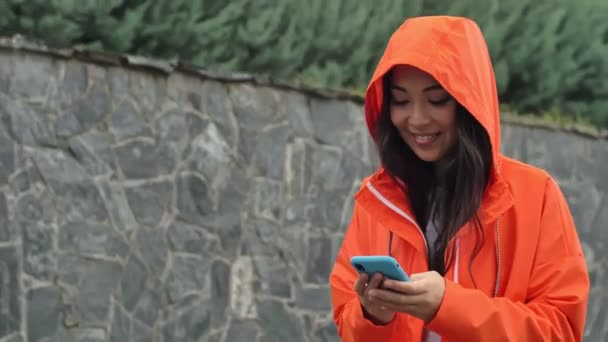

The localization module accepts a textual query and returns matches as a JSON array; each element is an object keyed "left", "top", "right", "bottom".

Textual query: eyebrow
[{"left": 390, "top": 84, "right": 444, "bottom": 92}]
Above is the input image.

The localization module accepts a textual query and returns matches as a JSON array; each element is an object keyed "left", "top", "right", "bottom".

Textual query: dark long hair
[{"left": 373, "top": 71, "right": 493, "bottom": 277}]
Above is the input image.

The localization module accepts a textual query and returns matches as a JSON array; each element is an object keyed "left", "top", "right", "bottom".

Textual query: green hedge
[{"left": 1, "top": 0, "right": 607, "bottom": 128}]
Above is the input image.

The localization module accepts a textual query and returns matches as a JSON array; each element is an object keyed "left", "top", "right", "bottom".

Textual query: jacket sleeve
[
  {"left": 329, "top": 200, "right": 419, "bottom": 341},
  {"left": 426, "top": 177, "right": 590, "bottom": 341}
]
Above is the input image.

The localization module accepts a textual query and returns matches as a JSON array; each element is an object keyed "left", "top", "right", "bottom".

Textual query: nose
[{"left": 408, "top": 102, "right": 431, "bottom": 127}]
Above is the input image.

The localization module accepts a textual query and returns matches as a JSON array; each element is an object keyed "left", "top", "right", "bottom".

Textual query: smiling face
[{"left": 389, "top": 65, "right": 458, "bottom": 163}]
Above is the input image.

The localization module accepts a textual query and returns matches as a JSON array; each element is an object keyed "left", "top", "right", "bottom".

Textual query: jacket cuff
[
  {"left": 426, "top": 280, "right": 466, "bottom": 335},
  {"left": 349, "top": 300, "right": 401, "bottom": 336}
]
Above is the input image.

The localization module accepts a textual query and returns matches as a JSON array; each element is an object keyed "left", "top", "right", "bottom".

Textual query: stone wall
[{"left": 0, "top": 44, "right": 605, "bottom": 342}]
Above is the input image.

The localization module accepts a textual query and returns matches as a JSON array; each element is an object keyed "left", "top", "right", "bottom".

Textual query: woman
[{"left": 329, "top": 15, "right": 589, "bottom": 341}]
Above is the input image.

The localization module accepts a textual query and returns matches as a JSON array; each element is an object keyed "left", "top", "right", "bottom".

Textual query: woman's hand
[
  {"left": 367, "top": 271, "right": 446, "bottom": 323},
  {"left": 354, "top": 273, "right": 396, "bottom": 325}
]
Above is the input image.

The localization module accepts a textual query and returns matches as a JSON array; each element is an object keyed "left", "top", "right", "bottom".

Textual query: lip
[{"left": 410, "top": 132, "right": 440, "bottom": 146}]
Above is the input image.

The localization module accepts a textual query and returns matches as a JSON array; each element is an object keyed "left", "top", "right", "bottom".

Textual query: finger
[
  {"left": 368, "top": 288, "right": 420, "bottom": 306},
  {"left": 410, "top": 272, "right": 430, "bottom": 281},
  {"left": 354, "top": 273, "right": 368, "bottom": 296},
  {"left": 382, "top": 279, "right": 426, "bottom": 295},
  {"left": 368, "top": 292, "right": 427, "bottom": 313},
  {"left": 372, "top": 299, "right": 417, "bottom": 314},
  {"left": 367, "top": 273, "right": 384, "bottom": 290},
  {"left": 363, "top": 273, "right": 384, "bottom": 302}
]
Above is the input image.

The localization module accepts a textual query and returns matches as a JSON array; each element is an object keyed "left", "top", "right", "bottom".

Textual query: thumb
[{"left": 410, "top": 272, "right": 431, "bottom": 281}]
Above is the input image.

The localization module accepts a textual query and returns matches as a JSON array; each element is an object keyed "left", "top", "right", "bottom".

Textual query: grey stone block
[
  {"left": 72, "top": 259, "right": 123, "bottom": 323},
  {"left": 560, "top": 180, "right": 602, "bottom": 237},
  {"left": 202, "top": 81, "right": 238, "bottom": 149},
  {"left": 10, "top": 54, "right": 58, "bottom": 99},
  {"left": 251, "top": 256, "right": 292, "bottom": 299},
  {"left": 0, "top": 246, "right": 20, "bottom": 339},
  {"left": 131, "top": 320, "right": 153, "bottom": 342},
  {"left": 254, "top": 179, "right": 282, "bottom": 222},
  {"left": 33, "top": 147, "right": 73, "bottom": 175},
  {"left": 162, "top": 296, "right": 211, "bottom": 342},
  {"left": 8, "top": 165, "right": 38, "bottom": 195},
  {"left": 124, "top": 180, "right": 172, "bottom": 227},
  {"left": 211, "top": 214, "right": 242, "bottom": 260},
  {"left": 257, "top": 299, "right": 305, "bottom": 342},
  {"left": 591, "top": 194, "right": 608, "bottom": 244},
  {"left": 310, "top": 144, "right": 342, "bottom": 191},
  {"left": 310, "top": 191, "right": 347, "bottom": 232},
  {"left": 56, "top": 82, "right": 112, "bottom": 137},
  {"left": 0, "top": 134, "right": 15, "bottom": 184},
  {"left": 68, "top": 131, "right": 117, "bottom": 177},
  {"left": 287, "top": 138, "right": 313, "bottom": 198},
  {"left": 118, "top": 254, "right": 147, "bottom": 312},
  {"left": 54, "top": 255, "right": 122, "bottom": 325},
  {"left": 295, "top": 286, "right": 332, "bottom": 312},
  {"left": 216, "top": 166, "right": 250, "bottom": 215},
  {"left": 0, "top": 193, "right": 9, "bottom": 241},
  {"left": 107, "top": 66, "right": 129, "bottom": 99},
  {"left": 134, "top": 287, "right": 163, "bottom": 328},
  {"left": 237, "top": 126, "right": 257, "bottom": 165},
  {"left": 135, "top": 228, "right": 168, "bottom": 274},
  {"left": 58, "top": 222, "right": 129, "bottom": 259},
  {"left": 305, "top": 236, "right": 332, "bottom": 284},
  {"left": 187, "top": 122, "right": 234, "bottom": 190},
  {"left": 175, "top": 172, "right": 214, "bottom": 226},
  {"left": 240, "top": 219, "right": 280, "bottom": 257},
  {"left": 129, "top": 73, "right": 167, "bottom": 116},
  {"left": 209, "top": 260, "right": 230, "bottom": 325},
  {"left": 309, "top": 98, "right": 358, "bottom": 146},
  {"left": 0, "top": 53, "right": 11, "bottom": 95},
  {"left": 19, "top": 198, "right": 56, "bottom": 279},
  {"left": 254, "top": 123, "right": 289, "bottom": 180},
  {"left": 154, "top": 108, "right": 190, "bottom": 159},
  {"left": 110, "top": 303, "right": 131, "bottom": 342},
  {"left": 1, "top": 333, "right": 24, "bottom": 342},
  {"left": 167, "top": 221, "right": 219, "bottom": 255},
  {"left": 230, "top": 84, "right": 283, "bottom": 131},
  {"left": 224, "top": 319, "right": 259, "bottom": 342},
  {"left": 315, "top": 321, "right": 340, "bottom": 342},
  {"left": 27, "top": 287, "right": 60, "bottom": 342},
  {"left": 114, "top": 138, "right": 176, "bottom": 179},
  {"left": 59, "top": 61, "right": 88, "bottom": 109},
  {"left": 63, "top": 328, "right": 106, "bottom": 342},
  {"left": 166, "top": 255, "right": 209, "bottom": 303},
  {"left": 283, "top": 91, "right": 315, "bottom": 137},
  {"left": 50, "top": 181, "right": 108, "bottom": 223},
  {"left": 0, "top": 96, "right": 56, "bottom": 147},
  {"left": 108, "top": 99, "right": 147, "bottom": 141},
  {"left": 97, "top": 182, "right": 138, "bottom": 236}
]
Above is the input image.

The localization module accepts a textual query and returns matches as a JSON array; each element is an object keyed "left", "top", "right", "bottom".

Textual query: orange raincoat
[{"left": 330, "top": 16, "right": 589, "bottom": 341}]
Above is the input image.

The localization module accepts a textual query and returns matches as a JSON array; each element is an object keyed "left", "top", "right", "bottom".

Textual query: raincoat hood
[{"left": 365, "top": 15, "right": 502, "bottom": 168}]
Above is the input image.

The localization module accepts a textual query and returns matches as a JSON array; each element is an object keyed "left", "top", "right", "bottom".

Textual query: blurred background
[
  {"left": 0, "top": 1, "right": 606, "bottom": 342},
  {"left": 1, "top": 0, "right": 608, "bottom": 128}
]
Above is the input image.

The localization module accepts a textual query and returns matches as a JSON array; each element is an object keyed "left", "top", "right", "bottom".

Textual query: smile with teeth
[{"left": 413, "top": 133, "right": 439, "bottom": 144}]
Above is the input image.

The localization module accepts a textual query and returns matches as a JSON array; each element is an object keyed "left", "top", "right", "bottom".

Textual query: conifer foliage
[{"left": 1, "top": 0, "right": 607, "bottom": 127}]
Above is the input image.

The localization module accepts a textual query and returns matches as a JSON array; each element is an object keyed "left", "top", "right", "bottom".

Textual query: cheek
[
  {"left": 436, "top": 107, "right": 457, "bottom": 132},
  {"left": 390, "top": 108, "right": 408, "bottom": 127}
]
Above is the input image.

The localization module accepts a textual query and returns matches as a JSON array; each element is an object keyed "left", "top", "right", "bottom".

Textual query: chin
[{"left": 414, "top": 152, "right": 441, "bottom": 162}]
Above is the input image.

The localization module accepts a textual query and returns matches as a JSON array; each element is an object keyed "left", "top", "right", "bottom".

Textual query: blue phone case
[{"left": 350, "top": 255, "right": 410, "bottom": 281}]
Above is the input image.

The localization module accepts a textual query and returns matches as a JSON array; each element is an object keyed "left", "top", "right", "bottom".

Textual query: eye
[
  {"left": 429, "top": 96, "right": 451, "bottom": 106},
  {"left": 390, "top": 94, "right": 409, "bottom": 106},
  {"left": 392, "top": 99, "right": 409, "bottom": 106}
]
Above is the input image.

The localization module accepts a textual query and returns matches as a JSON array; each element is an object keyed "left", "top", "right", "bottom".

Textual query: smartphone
[{"left": 350, "top": 255, "right": 410, "bottom": 282}]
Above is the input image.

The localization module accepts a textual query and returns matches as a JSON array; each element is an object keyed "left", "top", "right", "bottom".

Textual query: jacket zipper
[
  {"left": 367, "top": 181, "right": 445, "bottom": 342},
  {"left": 366, "top": 181, "right": 464, "bottom": 282},
  {"left": 366, "top": 182, "right": 428, "bottom": 254}
]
